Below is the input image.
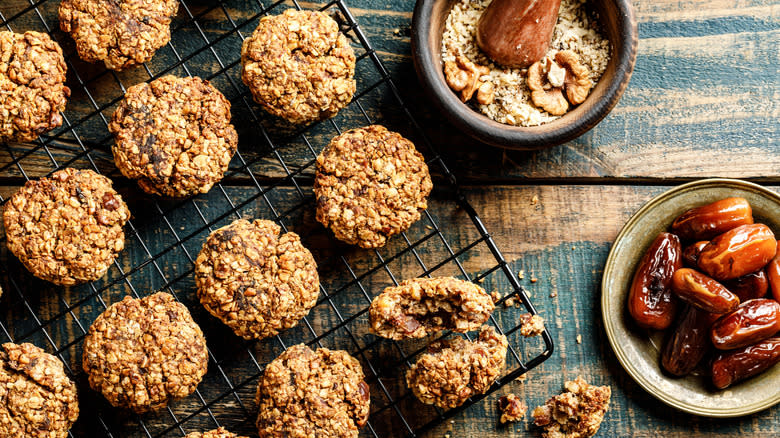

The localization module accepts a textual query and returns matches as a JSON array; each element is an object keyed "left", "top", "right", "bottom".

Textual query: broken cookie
[
  {"left": 406, "top": 325, "right": 507, "bottom": 409},
  {"left": 370, "top": 277, "right": 494, "bottom": 340},
  {"left": 532, "top": 376, "right": 611, "bottom": 438}
]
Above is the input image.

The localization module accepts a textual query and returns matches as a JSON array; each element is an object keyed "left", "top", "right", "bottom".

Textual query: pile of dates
[{"left": 628, "top": 197, "right": 780, "bottom": 389}]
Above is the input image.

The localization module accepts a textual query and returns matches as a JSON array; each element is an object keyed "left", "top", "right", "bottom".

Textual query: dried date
[
  {"left": 671, "top": 268, "right": 739, "bottom": 314},
  {"left": 698, "top": 224, "right": 777, "bottom": 281},
  {"left": 766, "top": 250, "right": 780, "bottom": 302},
  {"left": 682, "top": 241, "right": 709, "bottom": 268},
  {"left": 710, "top": 299, "right": 780, "bottom": 350},
  {"left": 724, "top": 270, "right": 769, "bottom": 302},
  {"left": 671, "top": 197, "right": 753, "bottom": 241},
  {"left": 628, "top": 232, "right": 682, "bottom": 330},
  {"left": 711, "top": 337, "right": 780, "bottom": 389},
  {"left": 661, "top": 305, "right": 719, "bottom": 376}
]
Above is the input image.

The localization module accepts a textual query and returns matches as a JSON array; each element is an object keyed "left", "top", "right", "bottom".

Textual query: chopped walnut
[
  {"left": 444, "top": 54, "right": 493, "bottom": 104},
  {"left": 498, "top": 394, "right": 527, "bottom": 424},
  {"left": 527, "top": 50, "right": 592, "bottom": 115},
  {"left": 556, "top": 50, "right": 592, "bottom": 104},
  {"left": 527, "top": 59, "right": 568, "bottom": 116}
]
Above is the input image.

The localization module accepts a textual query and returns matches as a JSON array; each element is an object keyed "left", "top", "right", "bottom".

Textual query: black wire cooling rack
[{"left": 0, "top": 0, "right": 553, "bottom": 436}]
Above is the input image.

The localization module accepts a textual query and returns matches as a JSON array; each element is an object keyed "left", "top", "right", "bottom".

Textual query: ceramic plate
[{"left": 601, "top": 178, "right": 780, "bottom": 417}]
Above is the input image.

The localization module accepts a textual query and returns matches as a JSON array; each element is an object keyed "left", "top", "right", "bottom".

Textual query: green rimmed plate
[{"left": 601, "top": 178, "right": 780, "bottom": 417}]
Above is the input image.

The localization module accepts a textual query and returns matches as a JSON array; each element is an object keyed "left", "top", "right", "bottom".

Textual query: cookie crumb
[
  {"left": 550, "top": 292, "right": 558, "bottom": 298},
  {"left": 518, "top": 270, "right": 525, "bottom": 280},
  {"left": 504, "top": 296, "right": 517, "bottom": 308},
  {"left": 532, "top": 376, "right": 611, "bottom": 438},
  {"left": 531, "top": 277, "right": 538, "bottom": 283},
  {"left": 491, "top": 290, "right": 502, "bottom": 303},
  {"left": 577, "top": 334, "right": 582, "bottom": 344},
  {"left": 531, "top": 195, "right": 539, "bottom": 205},
  {"left": 519, "top": 314, "right": 545, "bottom": 337},
  {"left": 498, "top": 394, "right": 527, "bottom": 424}
]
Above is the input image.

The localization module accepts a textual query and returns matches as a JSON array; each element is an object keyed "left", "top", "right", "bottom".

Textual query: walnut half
[
  {"left": 527, "top": 50, "right": 592, "bottom": 115},
  {"left": 444, "top": 55, "right": 494, "bottom": 105}
]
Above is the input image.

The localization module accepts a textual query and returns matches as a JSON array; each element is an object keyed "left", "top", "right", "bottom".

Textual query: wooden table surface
[{"left": 0, "top": 0, "right": 778, "bottom": 437}]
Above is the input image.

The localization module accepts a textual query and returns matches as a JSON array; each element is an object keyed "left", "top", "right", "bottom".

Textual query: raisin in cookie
[
  {"left": 0, "top": 342, "right": 79, "bottom": 438},
  {"left": 532, "top": 376, "right": 611, "bottom": 438},
  {"left": 59, "top": 0, "right": 179, "bottom": 70},
  {"left": 370, "top": 277, "right": 494, "bottom": 340},
  {"left": 406, "top": 325, "right": 507, "bottom": 409},
  {"left": 241, "top": 9, "right": 356, "bottom": 124},
  {"left": 3, "top": 168, "right": 130, "bottom": 286},
  {"left": 0, "top": 31, "right": 69, "bottom": 143},
  {"left": 82, "top": 292, "right": 208, "bottom": 413},
  {"left": 314, "top": 125, "right": 432, "bottom": 248},
  {"left": 109, "top": 75, "right": 238, "bottom": 197},
  {"left": 185, "top": 428, "right": 247, "bottom": 438},
  {"left": 256, "top": 344, "right": 370, "bottom": 437},
  {"left": 195, "top": 219, "right": 319, "bottom": 340}
]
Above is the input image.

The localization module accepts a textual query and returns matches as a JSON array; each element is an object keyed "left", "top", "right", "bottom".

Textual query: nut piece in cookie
[
  {"left": 185, "top": 428, "right": 247, "bottom": 438},
  {"left": 532, "top": 376, "right": 611, "bottom": 438},
  {"left": 109, "top": 75, "right": 238, "bottom": 197},
  {"left": 82, "top": 292, "right": 208, "bottom": 413},
  {"left": 0, "top": 342, "right": 79, "bottom": 438},
  {"left": 314, "top": 125, "right": 432, "bottom": 248},
  {"left": 195, "top": 219, "right": 319, "bottom": 340},
  {"left": 241, "top": 9, "right": 356, "bottom": 125},
  {"left": 369, "top": 276, "right": 494, "bottom": 340},
  {"left": 59, "top": 0, "right": 179, "bottom": 70},
  {"left": 406, "top": 325, "right": 508, "bottom": 409},
  {"left": 3, "top": 168, "right": 130, "bottom": 286},
  {"left": 519, "top": 313, "right": 545, "bottom": 337},
  {"left": 0, "top": 31, "right": 70, "bottom": 142},
  {"left": 256, "top": 344, "right": 370, "bottom": 437},
  {"left": 498, "top": 394, "right": 527, "bottom": 424}
]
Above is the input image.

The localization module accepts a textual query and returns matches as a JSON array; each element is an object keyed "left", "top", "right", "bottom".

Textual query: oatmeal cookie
[
  {"left": 0, "top": 31, "right": 69, "bottom": 143},
  {"left": 82, "top": 292, "right": 209, "bottom": 413},
  {"left": 59, "top": 0, "right": 179, "bottom": 71},
  {"left": 369, "top": 276, "right": 494, "bottom": 340},
  {"left": 314, "top": 125, "right": 432, "bottom": 248},
  {"left": 109, "top": 75, "right": 238, "bottom": 197},
  {"left": 3, "top": 168, "right": 130, "bottom": 286},
  {"left": 0, "top": 342, "right": 79, "bottom": 437},
  {"left": 532, "top": 376, "right": 611, "bottom": 438},
  {"left": 406, "top": 325, "right": 508, "bottom": 409},
  {"left": 185, "top": 428, "right": 247, "bottom": 438},
  {"left": 256, "top": 344, "right": 370, "bottom": 437},
  {"left": 241, "top": 9, "right": 356, "bottom": 124},
  {"left": 195, "top": 219, "right": 319, "bottom": 340}
]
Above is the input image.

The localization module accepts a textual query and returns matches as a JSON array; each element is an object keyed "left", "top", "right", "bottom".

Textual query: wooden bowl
[
  {"left": 602, "top": 179, "right": 780, "bottom": 417},
  {"left": 411, "top": 0, "right": 638, "bottom": 150}
]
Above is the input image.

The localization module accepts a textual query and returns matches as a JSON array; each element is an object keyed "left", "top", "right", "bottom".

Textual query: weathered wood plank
[{"left": 1, "top": 0, "right": 777, "bottom": 182}]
